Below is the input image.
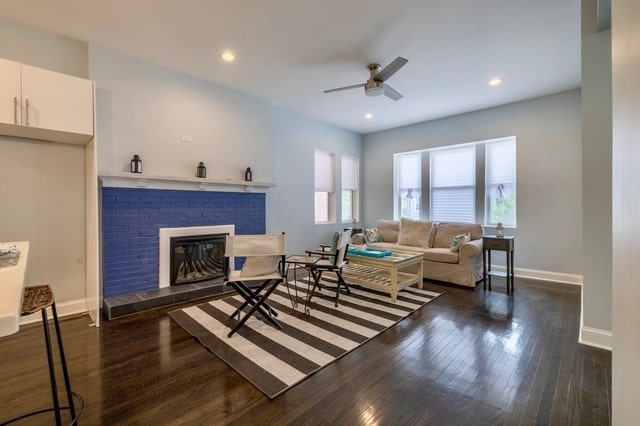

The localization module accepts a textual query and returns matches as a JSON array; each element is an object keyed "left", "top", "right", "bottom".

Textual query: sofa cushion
[
  {"left": 433, "top": 223, "right": 483, "bottom": 248},
  {"left": 397, "top": 218, "right": 432, "bottom": 248},
  {"left": 422, "top": 248, "right": 460, "bottom": 264},
  {"left": 450, "top": 232, "right": 471, "bottom": 253},
  {"left": 364, "top": 228, "right": 383, "bottom": 243},
  {"left": 375, "top": 220, "right": 400, "bottom": 243}
]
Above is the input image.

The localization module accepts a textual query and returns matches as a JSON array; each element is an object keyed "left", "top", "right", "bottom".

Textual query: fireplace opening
[{"left": 169, "top": 233, "right": 227, "bottom": 285}]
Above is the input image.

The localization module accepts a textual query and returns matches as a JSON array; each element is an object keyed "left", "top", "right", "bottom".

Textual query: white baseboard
[
  {"left": 580, "top": 326, "right": 613, "bottom": 351},
  {"left": 19, "top": 298, "right": 89, "bottom": 327},
  {"left": 489, "top": 265, "right": 583, "bottom": 285}
]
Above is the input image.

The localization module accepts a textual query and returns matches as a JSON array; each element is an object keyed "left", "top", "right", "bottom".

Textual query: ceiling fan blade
[
  {"left": 323, "top": 83, "right": 366, "bottom": 93},
  {"left": 382, "top": 83, "right": 403, "bottom": 101},
  {"left": 375, "top": 57, "right": 408, "bottom": 82}
]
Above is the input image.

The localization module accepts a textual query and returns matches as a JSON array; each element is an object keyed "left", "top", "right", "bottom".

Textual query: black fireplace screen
[{"left": 170, "top": 234, "right": 226, "bottom": 285}]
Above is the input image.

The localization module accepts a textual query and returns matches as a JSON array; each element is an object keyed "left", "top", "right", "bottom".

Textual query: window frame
[{"left": 393, "top": 136, "right": 516, "bottom": 226}]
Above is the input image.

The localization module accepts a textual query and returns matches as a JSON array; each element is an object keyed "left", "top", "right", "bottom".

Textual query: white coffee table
[{"left": 343, "top": 250, "right": 423, "bottom": 302}]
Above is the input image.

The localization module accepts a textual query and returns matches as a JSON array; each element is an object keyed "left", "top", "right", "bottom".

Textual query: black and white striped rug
[{"left": 169, "top": 280, "right": 442, "bottom": 399}]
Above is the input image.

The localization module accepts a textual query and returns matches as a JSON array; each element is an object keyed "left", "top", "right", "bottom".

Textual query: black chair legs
[{"left": 2, "top": 285, "right": 82, "bottom": 426}]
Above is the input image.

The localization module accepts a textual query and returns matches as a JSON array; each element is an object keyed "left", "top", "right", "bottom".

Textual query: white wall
[
  {"left": 0, "top": 21, "right": 88, "bottom": 304},
  {"left": 89, "top": 45, "right": 272, "bottom": 182},
  {"left": 612, "top": 0, "right": 640, "bottom": 422},
  {"left": 362, "top": 90, "right": 583, "bottom": 279},
  {"left": 269, "top": 106, "right": 362, "bottom": 254}
]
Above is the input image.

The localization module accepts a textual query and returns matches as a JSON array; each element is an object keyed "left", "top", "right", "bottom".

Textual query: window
[
  {"left": 393, "top": 137, "right": 516, "bottom": 225},
  {"left": 314, "top": 149, "right": 335, "bottom": 223},
  {"left": 430, "top": 146, "right": 476, "bottom": 222},
  {"left": 485, "top": 139, "right": 516, "bottom": 226},
  {"left": 394, "top": 152, "right": 422, "bottom": 219},
  {"left": 341, "top": 155, "right": 359, "bottom": 222}
]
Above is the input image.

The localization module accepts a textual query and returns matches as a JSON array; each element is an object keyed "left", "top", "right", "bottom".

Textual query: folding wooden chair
[
  {"left": 223, "top": 233, "right": 286, "bottom": 337},
  {"left": 304, "top": 229, "right": 351, "bottom": 311}
]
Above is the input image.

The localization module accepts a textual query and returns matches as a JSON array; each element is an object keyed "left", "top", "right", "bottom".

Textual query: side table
[
  {"left": 482, "top": 235, "right": 515, "bottom": 295},
  {"left": 285, "top": 255, "right": 319, "bottom": 310}
]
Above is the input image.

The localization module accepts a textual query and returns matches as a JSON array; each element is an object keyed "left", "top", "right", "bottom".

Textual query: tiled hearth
[
  {"left": 101, "top": 187, "right": 266, "bottom": 319},
  {"left": 103, "top": 278, "right": 229, "bottom": 319}
]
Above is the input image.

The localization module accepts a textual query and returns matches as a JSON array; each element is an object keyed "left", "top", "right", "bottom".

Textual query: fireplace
[
  {"left": 159, "top": 225, "right": 235, "bottom": 288},
  {"left": 170, "top": 234, "right": 226, "bottom": 285}
]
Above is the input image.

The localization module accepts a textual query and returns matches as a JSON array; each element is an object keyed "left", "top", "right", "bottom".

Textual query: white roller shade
[
  {"left": 486, "top": 139, "right": 516, "bottom": 197},
  {"left": 342, "top": 156, "right": 359, "bottom": 190},
  {"left": 430, "top": 146, "right": 476, "bottom": 222},
  {"left": 314, "top": 150, "right": 335, "bottom": 192},
  {"left": 397, "top": 153, "right": 421, "bottom": 190}
]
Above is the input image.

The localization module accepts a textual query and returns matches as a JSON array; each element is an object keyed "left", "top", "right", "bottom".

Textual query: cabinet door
[
  {"left": 0, "top": 58, "right": 21, "bottom": 126},
  {"left": 21, "top": 64, "right": 93, "bottom": 136}
]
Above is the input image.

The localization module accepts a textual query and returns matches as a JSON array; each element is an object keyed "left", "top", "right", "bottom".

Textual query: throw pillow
[
  {"left": 450, "top": 233, "right": 471, "bottom": 253},
  {"left": 397, "top": 218, "right": 432, "bottom": 248},
  {"left": 375, "top": 219, "right": 400, "bottom": 243},
  {"left": 364, "top": 228, "right": 383, "bottom": 243},
  {"left": 240, "top": 255, "right": 281, "bottom": 277}
]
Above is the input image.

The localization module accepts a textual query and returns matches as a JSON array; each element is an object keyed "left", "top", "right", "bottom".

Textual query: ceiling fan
[{"left": 323, "top": 56, "right": 408, "bottom": 100}]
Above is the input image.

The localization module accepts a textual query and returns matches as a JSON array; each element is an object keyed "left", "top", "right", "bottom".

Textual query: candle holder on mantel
[
  {"left": 196, "top": 162, "right": 207, "bottom": 178},
  {"left": 130, "top": 155, "right": 142, "bottom": 173}
]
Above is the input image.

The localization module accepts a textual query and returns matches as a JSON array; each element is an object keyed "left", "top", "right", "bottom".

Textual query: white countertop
[{"left": 0, "top": 241, "right": 30, "bottom": 337}]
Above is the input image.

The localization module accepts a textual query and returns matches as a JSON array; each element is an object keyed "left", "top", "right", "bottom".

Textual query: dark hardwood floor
[{"left": 0, "top": 277, "right": 611, "bottom": 425}]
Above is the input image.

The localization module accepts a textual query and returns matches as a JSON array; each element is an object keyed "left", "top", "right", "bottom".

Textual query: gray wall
[
  {"left": 581, "top": 27, "right": 612, "bottom": 335},
  {"left": 612, "top": 0, "right": 640, "bottom": 421},
  {"left": 89, "top": 45, "right": 273, "bottom": 181},
  {"left": 0, "top": 18, "right": 88, "bottom": 78},
  {"left": 269, "top": 106, "right": 362, "bottom": 254},
  {"left": 0, "top": 20, "right": 88, "bottom": 303},
  {"left": 362, "top": 90, "right": 583, "bottom": 277}
]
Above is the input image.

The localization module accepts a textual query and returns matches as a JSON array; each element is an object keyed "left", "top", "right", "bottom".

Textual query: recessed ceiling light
[
  {"left": 489, "top": 78, "right": 502, "bottom": 86},
  {"left": 364, "top": 113, "right": 373, "bottom": 119},
  {"left": 221, "top": 51, "right": 236, "bottom": 62}
]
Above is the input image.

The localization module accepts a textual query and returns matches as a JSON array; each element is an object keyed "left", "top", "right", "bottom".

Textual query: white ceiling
[{"left": 0, "top": 0, "right": 581, "bottom": 134}]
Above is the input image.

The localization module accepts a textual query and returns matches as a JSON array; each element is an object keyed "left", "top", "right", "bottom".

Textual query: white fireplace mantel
[{"left": 99, "top": 171, "right": 275, "bottom": 192}]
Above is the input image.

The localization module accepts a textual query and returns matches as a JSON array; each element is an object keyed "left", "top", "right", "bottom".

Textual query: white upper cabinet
[
  {"left": 0, "top": 58, "right": 94, "bottom": 145},
  {"left": 0, "top": 59, "right": 22, "bottom": 126}
]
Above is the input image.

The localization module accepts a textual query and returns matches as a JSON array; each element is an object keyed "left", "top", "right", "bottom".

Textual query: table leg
[
  {"left": 510, "top": 248, "right": 515, "bottom": 294},
  {"left": 488, "top": 250, "right": 492, "bottom": 291},
  {"left": 483, "top": 249, "right": 487, "bottom": 290}
]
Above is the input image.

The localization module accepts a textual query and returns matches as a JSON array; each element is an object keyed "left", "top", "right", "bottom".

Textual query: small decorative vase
[
  {"left": 496, "top": 222, "right": 504, "bottom": 237},
  {"left": 245, "top": 167, "right": 252, "bottom": 182}
]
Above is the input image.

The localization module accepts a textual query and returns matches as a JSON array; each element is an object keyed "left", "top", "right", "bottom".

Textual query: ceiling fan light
[{"left": 365, "top": 85, "right": 385, "bottom": 97}]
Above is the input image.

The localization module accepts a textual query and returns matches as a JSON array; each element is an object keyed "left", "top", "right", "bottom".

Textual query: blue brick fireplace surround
[{"left": 102, "top": 187, "right": 266, "bottom": 298}]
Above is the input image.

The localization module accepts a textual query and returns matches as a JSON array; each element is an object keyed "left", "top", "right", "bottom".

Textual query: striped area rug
[{"left": 169, "top": 280, "right": 442, "bottom": 399}]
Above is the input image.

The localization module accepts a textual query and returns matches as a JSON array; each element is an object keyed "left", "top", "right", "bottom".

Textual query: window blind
[
  {"left": 397, "top": 153, "right": 421, "bottom": 190},
  {"left": 314, "top": 150, "right": 335, "bottom": 192},
  {"left": 486, "top": 139, "right": 516, "bottom": 197},
  {"left": 341, "top": 155, "right": 359, "bottom": 190},
  {"left": 430, "top": 146, "right": 475, "bottom": 222}
]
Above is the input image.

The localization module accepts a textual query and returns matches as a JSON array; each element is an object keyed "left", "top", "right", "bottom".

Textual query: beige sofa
[{"left": 352, "top": 219, "right": 484, "bottom": 288}]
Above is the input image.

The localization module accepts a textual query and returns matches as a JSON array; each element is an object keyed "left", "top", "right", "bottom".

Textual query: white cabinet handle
[
  {"left": 25, "top": 99, "right": 29, "bottom": 126},
  {"left": 13, "top": 97, "right": 18, "bottom": 125}
]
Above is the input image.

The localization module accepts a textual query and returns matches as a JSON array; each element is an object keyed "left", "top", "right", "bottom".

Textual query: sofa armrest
[
  {"left": 352, "top": 233, "right": 366, "bottom": 244},
  {"left": 459, "top": 239, "right": 483, "bottom": 262}
]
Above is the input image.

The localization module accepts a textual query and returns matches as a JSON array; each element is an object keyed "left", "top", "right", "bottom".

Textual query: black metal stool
[{"left": 1, "top": 285, "right": 81, "bottom": 425}]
